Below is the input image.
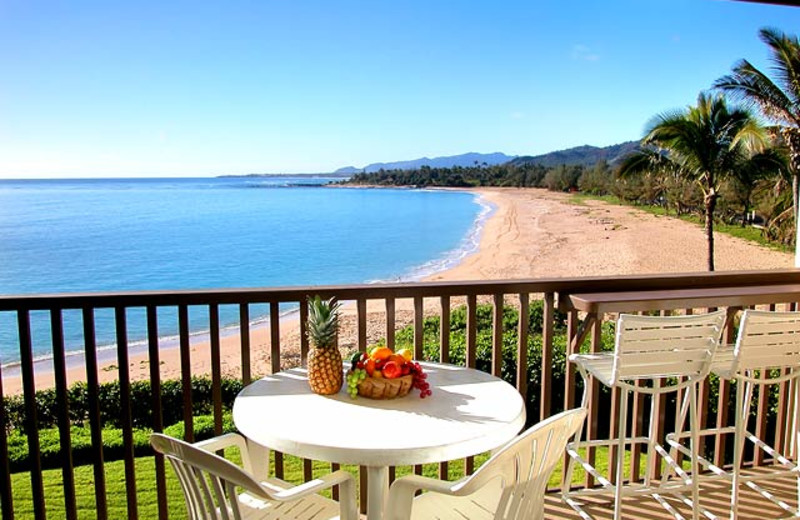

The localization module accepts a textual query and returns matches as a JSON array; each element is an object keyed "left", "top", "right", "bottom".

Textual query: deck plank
[{"left": 544, "top": 467, "right": 797, "bottom": 519}]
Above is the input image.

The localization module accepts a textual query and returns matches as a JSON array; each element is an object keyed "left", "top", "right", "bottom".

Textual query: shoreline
[
  {"left": 0, "top": 189, "right": 496, "bottom": 393},
  {"left": 1, "top": 187, "right": 794, "bottom": 394}
]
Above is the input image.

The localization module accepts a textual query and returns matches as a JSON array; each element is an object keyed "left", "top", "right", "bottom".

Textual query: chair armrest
[
  {"left": 386, "top": 474, "right": 470, "bottom": 520},
  {"left": 270, "top": 470, "right": 358, "bottom": 520},
  {"left": 194, "top": 433, "right": 248, "bottom": 454},
  {"left": 194, "top": 433, "right": 255, "bottom": 473},
  {"left": 270, "top": 469, "right": 354, "bottom": 501}
]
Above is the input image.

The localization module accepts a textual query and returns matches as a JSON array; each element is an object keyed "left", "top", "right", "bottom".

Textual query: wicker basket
[{"left": 353, "top": 373, "right": 414, "bottom": 399}]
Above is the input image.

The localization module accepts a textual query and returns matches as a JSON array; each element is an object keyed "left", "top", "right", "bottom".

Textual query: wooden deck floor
[{"left": 543, "top": 467, "right": 797, "bottom": 519}]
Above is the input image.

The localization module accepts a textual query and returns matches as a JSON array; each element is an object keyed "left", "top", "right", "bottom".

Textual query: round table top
[{"left": 233, "top": 362, "right": 526, "bottom": 466}]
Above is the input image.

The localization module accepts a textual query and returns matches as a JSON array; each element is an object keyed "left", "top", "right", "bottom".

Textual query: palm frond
[
  {"left": 617, "top": 148, "right": 675, "bottom": 179},
  {"left": 759, "top": 27, "right": 800, "bottom": 110},
  {"left": 729, "top": 115, "right": 770, "bottom": 153},
  {"left": 715, "top": 60, "right": 797, "bottom": 125}
]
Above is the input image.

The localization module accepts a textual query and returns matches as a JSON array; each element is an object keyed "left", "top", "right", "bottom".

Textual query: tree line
[{"left": 344, "top": 27, "right": 800, "bottom": 271}]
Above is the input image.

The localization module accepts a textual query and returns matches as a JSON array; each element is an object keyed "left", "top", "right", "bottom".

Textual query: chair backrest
[
  {"left": 150, "top": 433, "right": 268, "bottom": 520},
  {"left": 734, "top": 309, "right": 800, "bottom": 373},
  {"left": 612, "top": 310, "right": 726, "bottom": 382},
  {"left": 458, "top": 408, "right": 587, "bottom": 520}
]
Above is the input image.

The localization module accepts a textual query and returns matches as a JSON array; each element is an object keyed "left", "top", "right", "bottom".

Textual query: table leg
[{"left": 366, "top": 466, "right": 389, "bottom": 520}]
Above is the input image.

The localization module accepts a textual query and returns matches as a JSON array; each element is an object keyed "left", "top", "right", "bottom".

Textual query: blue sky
[{"left": 2, "top": 0, "right": 800, "bottom": 178}]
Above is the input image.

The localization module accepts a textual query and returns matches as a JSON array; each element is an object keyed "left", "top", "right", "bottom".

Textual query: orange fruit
[
  {"left": 373, "top": 369, "right": 384, "bottom": 379},
  {"left": 370, "top": 346, "right": 394, "bottom": 361},
  {"left": 365, "top": 359, "right": 376, "bottom": 377},
  {"left": 387, "top": 354, "right": 406, "bottom": 366}
]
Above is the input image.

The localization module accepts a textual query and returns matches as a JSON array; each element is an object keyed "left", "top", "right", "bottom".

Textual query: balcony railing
[{"left": 1, "top": 269, "right": 799, "bottom": 519}]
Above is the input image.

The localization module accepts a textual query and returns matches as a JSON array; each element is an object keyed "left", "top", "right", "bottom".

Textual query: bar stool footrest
[{"left": 664, "top": 430, "right": 800, "bottom": 517}]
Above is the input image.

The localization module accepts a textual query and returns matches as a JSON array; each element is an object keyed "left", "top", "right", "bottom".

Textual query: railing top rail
[{"left": 0, "top": 269, "right": 797, "bottom": 311}]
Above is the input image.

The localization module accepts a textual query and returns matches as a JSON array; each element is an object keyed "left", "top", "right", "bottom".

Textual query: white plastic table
[{"left": 233, "top": 361, "right": 526, "bottom": 520}]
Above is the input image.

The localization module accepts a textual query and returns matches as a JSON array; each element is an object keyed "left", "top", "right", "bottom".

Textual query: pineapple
[{"left": 306, "top": 295, "right": 343, "bottom": 395}]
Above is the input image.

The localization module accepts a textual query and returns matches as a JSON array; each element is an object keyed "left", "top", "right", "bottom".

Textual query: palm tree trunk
[
  {"left": 786, "top": 130, "right": 800, "bottom": 240},
  {"left": 705, "top": 192, "right": 717, "bottom": 271},
  {"left": 793, "top": 173, "right": 799, "bottom": 230},
  {"left": 742, "top": 195, "right": 751, "bottom": 228}
]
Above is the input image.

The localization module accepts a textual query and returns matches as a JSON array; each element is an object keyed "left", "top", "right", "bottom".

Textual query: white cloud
[{"left": 572, "top": 44, "right": 599, "bottom": 62}]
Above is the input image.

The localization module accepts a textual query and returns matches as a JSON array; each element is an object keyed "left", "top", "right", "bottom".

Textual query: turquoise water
[{"left": 0, "top": 177, "right": 489, "bottom": 363}]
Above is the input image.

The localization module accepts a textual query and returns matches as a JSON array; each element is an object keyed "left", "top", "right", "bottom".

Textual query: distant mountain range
[
  {"left": 334, "top": 152, "right": 516, "bottom": 174},
  {"left": 509, "top": 141, "right": 640, "bottom": 168},
  {"left": 333, "top": 141, "right": 640, "bottom": 174}
]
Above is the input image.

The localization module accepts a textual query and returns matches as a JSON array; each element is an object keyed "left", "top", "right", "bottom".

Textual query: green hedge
[
  {"left": 6, "top": 412, "right": 235, "bottom": 472},
  {"left": 3, "top": 376, "right": 244, "bottom": 434}
]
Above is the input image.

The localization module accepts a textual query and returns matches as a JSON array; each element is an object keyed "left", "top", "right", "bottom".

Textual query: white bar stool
[
  {"left": 666, "top": 309, "right": 800, "bottom": 519},
  {"left": 563, "top": 310, "right": 726, "bottom": 520}
]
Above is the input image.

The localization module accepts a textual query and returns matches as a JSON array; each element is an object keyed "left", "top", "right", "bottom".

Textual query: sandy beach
[{"left": 2, "top": 187, "right": 793, "bottom": 394}]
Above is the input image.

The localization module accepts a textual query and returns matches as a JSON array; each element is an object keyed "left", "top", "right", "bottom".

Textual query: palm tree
[
  {"left": 617, "top": 147, "right": 680, "bottom": 209},
  {"left": 714, "top": 27, "right": 800, "bottom": 226},
  {"left": 752, "top": 155, "right": 795, "bottom": 244},
  {"left": 728, "top": 147, "right": 788, "bottom": 227},
  {"left": 619, "top": 93, "right": 768, "bottom": 271}
]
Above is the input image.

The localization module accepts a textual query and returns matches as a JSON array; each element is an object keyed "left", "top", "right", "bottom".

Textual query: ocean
[{"left": 0, "top": 177, "right": 491, "bottom": 364}]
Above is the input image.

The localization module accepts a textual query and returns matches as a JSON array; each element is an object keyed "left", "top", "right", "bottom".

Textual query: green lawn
[{"left": 8, "top": 445, "right": 660, "bottom": 519}]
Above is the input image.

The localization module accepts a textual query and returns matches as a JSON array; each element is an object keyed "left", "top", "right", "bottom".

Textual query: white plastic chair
[
  {"left": 563, "top": 310, "right": 726, "bottom": 520},
  {"left": 384, "top": 407, "right": 587, "bottom": 520},
  {"left": 150, "top": 432, "right": 358, "bottom": 520},
  {"left": 666, "top": 309, "right": 800, "bottom": 519}
]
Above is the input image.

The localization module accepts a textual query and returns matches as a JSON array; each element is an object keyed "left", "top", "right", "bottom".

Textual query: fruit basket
[
  {"left": 345, "top": 347, "right": 432, "bottom": 400},
  {"left": 353, "top": 373, "right": 413, "bottom": 399}
]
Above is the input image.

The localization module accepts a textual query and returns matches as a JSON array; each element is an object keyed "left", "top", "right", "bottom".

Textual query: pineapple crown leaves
[{"left": 306, "top": 295, "right": 341, "bottom": 348}]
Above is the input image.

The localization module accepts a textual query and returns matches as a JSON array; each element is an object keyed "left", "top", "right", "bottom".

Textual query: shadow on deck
[{"left": 544, "top": 467, "right": 797, "bottom": 519}]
